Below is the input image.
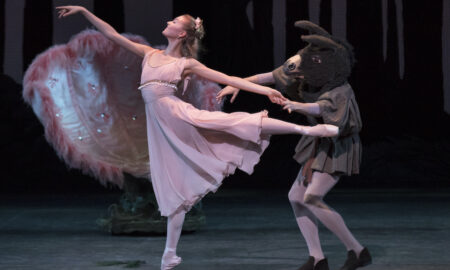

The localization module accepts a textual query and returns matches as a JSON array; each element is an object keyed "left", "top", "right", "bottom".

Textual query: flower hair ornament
[{"left": 194, "top": 17, "right": 203, "bottom": 30}]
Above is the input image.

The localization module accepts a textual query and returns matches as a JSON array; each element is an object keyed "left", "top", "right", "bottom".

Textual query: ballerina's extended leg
[{"left": 261, "top": 117, "right": 338, "bottom": 137}]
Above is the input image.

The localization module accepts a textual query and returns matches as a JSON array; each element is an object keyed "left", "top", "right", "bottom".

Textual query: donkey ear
[
  {"left": 294, "top": 20, "right": 330, "bottom": 36},
  {"left": 301, "top": 34, "right": 340, "bottom": 51}
]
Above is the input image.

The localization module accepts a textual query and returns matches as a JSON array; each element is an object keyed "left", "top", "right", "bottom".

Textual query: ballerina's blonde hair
[{"left": 180, "top": 14, "right": 205, "bottom": 59}]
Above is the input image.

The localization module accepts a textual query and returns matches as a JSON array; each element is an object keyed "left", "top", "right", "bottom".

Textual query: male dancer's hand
[
  {"left": 282, "top": 100, "right": 300, "bottom": 114},
  {"left": 281, "top": 99, "right": 321, "bottom": 116}
]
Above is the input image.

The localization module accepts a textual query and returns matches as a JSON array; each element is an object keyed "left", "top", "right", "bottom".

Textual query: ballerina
[{"left": 56, "top": 6, "right": 338, "bottom": 270}]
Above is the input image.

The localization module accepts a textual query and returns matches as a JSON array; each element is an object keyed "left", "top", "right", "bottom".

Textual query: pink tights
[
  {"left": 161, "top": 210, "right": 185, "bottom": 270},
  {"left": 260, "top": 117, "right": 338, "bottom": 137}
]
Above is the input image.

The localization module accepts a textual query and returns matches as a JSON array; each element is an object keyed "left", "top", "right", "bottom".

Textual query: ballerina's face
[{"left": 162, "top": 16, "right": 189, "bottom": 39}]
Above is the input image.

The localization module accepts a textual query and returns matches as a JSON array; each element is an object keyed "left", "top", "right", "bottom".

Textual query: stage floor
[{"left": 1, "top": 188, "right": 449, "bottom": 270}]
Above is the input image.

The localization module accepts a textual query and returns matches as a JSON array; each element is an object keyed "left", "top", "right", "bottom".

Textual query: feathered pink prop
[{"left": 23, "top": 30, "right": 223, "bottom": 187}]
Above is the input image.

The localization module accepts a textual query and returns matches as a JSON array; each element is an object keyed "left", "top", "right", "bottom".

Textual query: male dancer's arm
[
  {"left": 216, "top": 68, "right": 321, "bottom": 117},
  {"left": 271, "top": 65, "right": 322, "bottom": 116},
  {"left": 282, "top": 100, "right": 321, "bottom": 116},
  {"left": 185, "top": 59, "right": 285, "bottom": 104}
]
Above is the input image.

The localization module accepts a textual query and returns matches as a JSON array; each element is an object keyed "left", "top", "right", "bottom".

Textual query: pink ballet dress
[{"left": 140, "top": 50, "right": 270, "bottom": 216}]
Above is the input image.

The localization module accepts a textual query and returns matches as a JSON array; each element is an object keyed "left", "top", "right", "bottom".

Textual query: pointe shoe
[
  {"left": 161, "top": 252, "right": 182, "bottom": 270},
  {"left": 301, "top": 124, "right": 339, "bottom": 137},
  {"left": 297, "top": 256, "right": 329, "bottom": 270},
  {"left": 339, "top": 247, "right": 372, "bottom": 270}
]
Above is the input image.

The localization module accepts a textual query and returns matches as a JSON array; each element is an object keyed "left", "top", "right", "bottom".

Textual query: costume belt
[{"left": 138, "top": 80, "right": 178, "bottom": 91}]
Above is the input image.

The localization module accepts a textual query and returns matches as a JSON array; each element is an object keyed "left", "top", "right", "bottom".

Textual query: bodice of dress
[
  {"left": 139, "top": 50, "right": 187, "bottom": 102},
  {"left": 140, "top": 50, "right": 186, "bottom": 85}
]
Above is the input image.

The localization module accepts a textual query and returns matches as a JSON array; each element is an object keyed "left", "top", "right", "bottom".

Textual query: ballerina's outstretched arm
[
  {"left": 216, "top": 72, "right": 322, "bottom": 117},
  {"left": 216, "top": 72, "right": 275, "bottom": 103},
  {"left": 184, "top": 59, "right": 286, "bottom": 105},
  {"left": 215, "top": 71, "right": 322, "bottom": 117},
  {"left": 56, "top": 5, "right": 153, "bottom": 57},
  {"left": 184, "top": 59, "right": 338, "bottom": 137}
]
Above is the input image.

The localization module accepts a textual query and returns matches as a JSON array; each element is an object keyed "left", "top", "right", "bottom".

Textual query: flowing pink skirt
[{"left": 142, "top": 88, "right": 270, "bottom": 216}]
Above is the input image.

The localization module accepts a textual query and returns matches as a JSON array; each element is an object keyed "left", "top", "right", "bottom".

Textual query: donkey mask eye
[{"left": 311, "top": 55, "right": 322, "bottom": 64}]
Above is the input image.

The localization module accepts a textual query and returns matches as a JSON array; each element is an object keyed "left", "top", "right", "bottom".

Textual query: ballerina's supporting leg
[
  {"left": 161, "top": 210, "right": 186, "bottom": 270},
  {"left": 261, "top": 117, "right": 338, "bottom": 137}
]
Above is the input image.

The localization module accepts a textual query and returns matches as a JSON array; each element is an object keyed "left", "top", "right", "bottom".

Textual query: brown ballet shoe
[
  {"left": 339, "top": 247, "right": 372, "bottom": 270},
  {"left": 297, "top": 256, "right": 329, "bottom": 270}
]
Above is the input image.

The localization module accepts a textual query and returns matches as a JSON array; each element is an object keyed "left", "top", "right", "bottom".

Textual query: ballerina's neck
[{"left": 148, "top": 51, "right": 183, "bottom": 68}]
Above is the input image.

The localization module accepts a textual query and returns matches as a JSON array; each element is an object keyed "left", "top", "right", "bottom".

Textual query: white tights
[{"left": 288, "top": 170, "right": 364, "bottom": 265}]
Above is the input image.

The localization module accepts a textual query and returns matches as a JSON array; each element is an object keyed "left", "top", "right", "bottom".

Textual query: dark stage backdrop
[{"left": 1, "top": 0, "right": 449, "bottom": 194}]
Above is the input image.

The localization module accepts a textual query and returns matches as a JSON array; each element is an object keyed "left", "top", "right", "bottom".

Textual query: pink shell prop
[{"left": 23, "top": 30, "right": 223, "bottom": 187}]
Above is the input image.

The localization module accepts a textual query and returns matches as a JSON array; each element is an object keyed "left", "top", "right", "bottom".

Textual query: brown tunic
[{"left": 273, "top": 66, "right": 362, "bottom": 176}]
